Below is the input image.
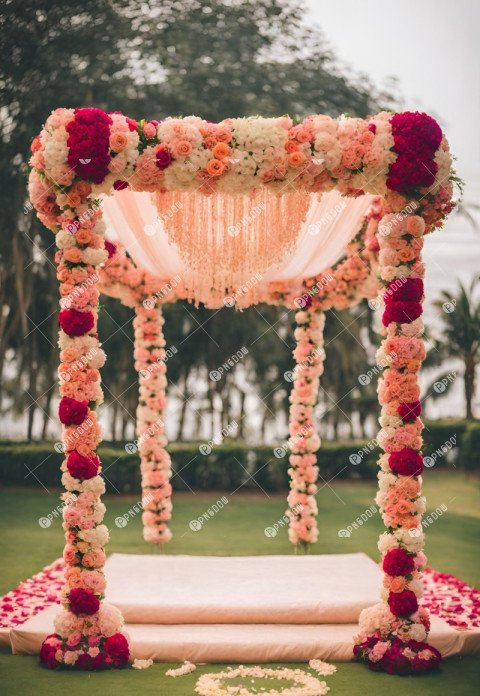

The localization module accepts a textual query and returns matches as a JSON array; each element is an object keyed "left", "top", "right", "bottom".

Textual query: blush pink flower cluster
[
  {"left": 133, "top": 305, "right": 173, "bottom": 544},
  {"left": 286, "top": 308, "right": 326, "bottom": 547}
]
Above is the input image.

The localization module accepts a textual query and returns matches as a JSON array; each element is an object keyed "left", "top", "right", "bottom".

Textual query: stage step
[
  {"left": 103, "top": 552, "right": 382, "bottom": 625},
  {"left": 9, "top": 604, "right": 480, "bottom": 662}
]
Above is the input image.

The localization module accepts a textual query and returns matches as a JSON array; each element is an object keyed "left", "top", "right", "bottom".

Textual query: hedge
[
  {"left": 457, "top": 422, "right": 480, "bottom": 472},
  {"left": 0, "top": 420, "right": 472, "bottom": 493}
]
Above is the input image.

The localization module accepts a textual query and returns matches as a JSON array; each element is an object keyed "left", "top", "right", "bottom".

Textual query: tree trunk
[
  {"left": 177, "top": 370, "right": 190, "bottom": 441},
  {"left": 465, "top": 354, "right": 475, "bottom": 420},
  {"left": 238, "top": 390, "right": 246, "bottom": 440},
  {"left": 41, "top": 388, "right": 54, "bottom": 440},
  {"left": 111, "top": 401, "right": 118, "bottom": 441}
]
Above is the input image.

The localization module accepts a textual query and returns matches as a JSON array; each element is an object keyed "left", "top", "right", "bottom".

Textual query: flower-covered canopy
[{"left": 28, "top": 107, "right": 455, "bottom": 675}]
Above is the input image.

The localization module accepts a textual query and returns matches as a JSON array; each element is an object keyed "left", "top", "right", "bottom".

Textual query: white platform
[
  {"left": 103, "top": 552, "right": 381, "bottom": 624},
  {"left": 5, "top": 553, "right": 480, "bottom": 662}
]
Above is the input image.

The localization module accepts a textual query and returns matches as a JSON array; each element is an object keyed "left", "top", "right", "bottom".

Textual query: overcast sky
[{"left": 305, "top": 0, "right": 480, "bottom": 183}]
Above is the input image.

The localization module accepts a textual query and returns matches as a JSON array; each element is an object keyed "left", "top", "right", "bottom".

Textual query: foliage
[{"left": 0, "top": 0, "right": 393, "bottom": 440}]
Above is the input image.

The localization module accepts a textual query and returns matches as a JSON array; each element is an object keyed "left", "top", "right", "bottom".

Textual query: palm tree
[{"left": 434, "top": 278, "right": 480, "bottom": 420}]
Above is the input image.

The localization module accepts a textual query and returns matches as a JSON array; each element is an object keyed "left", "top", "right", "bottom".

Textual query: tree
[
  {"left": 0, "top": 0, "right": 392, "bottom": 439},
  {"left": 434, "top": 278, "right": 480, "bottom": 420}
]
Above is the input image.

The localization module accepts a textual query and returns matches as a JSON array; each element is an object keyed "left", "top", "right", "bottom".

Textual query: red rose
[
  {"left": 113, "top": 180, "right": 129, "bottom": 191},
  {"left": 67, "top": 108, "right": 112, "bottom": 184},
  {"left": 126, "top": 117, "right": 138, "bottom": 132},
  {"left": 382, "top": 301, "right": 422, "bottom": 326},
  {"left": 76, "top": 652, "right": 106, "bottom": 670},
  {"left": 59, "top": 308, "right": 94, "bottom": 337},
  {"left": 388, "top": 589, "right": 418, "bottom": 617},
  {"left": 397, "top": 401, "right": 421, "bottom": 421},
  {"left": 389, "top": 448, "right": 423, "bottom": 476},
  {"left": 383, "top": 547, "right": 415, "bottom": 576},
  {"left": 390, "top": 112, "right": 443, "bottom": 160},
  {"left": 104, "top": 633, "right": 129, "bottom": 666},
  {"left": 39, "top": 634, "right": 62, "bottom": 669},
  {"left": 104, "top": 240, "right": 117, "bottom": 257},
  {"left": 156, "top": 147, "right": 173, "bottom": 170},
  {"left": 58, "top": 397, "right": 89, "bottom": 425},
  {"left": 383, "top": 641, "right": 411, "bottom": 675},
  {"left": 385, "top": 278, "right": 424, "bottom": 304},
  {"left": 66, "top": 451, "right": 99, "bottom": 480},
  {"left": 69, "top": 588, "right": 100, "bottom": 616}
]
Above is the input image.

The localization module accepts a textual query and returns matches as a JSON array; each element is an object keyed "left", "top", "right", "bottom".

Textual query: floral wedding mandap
[{"left": 27, "top": 107, "right": 456, "bottom": 674}]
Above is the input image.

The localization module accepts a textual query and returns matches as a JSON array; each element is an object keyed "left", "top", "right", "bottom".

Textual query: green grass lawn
[{"left": 0, "top": 471, "right": 479, "bottom": 695}]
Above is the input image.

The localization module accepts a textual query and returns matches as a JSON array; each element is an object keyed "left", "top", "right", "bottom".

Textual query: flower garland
[
  {"left": 29, "top": 110, "right": 130, "bottom": 670},
  {"left": 133, "top": 304, "right": 173, "bottom": 544},
  {"left": 286, "top": 307, "right": 325, "bottom": 548},
  {"left": 195, "top": 666, "right": 329, "bottom": 696},
  {"left": 30, "top": 108, "right": 455, "bottom": 203},
  {"left": 353, "top": 112, "right": 455, "bottom": 675}
]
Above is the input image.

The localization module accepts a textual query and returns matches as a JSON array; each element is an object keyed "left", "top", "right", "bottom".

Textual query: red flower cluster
[
  {"left": 156, "top": 145, "right": 173, "bottom": 170},
  {"left": 104, "top": 633, "right": 130, "bottom": 666},
  {"left": 386, "top": 112, "right": 443, "bottom": 194},
  {"left": 389, "top": 448, "right": 423, "bottom": 476},
  {"left": 58, "top": 396, "right": 89, "bottom": 425},
  {"left": 59, "top": 308, "right": 94, "bottom": 337},
  {"left": 383, "top": 547, "right": 415, "bottom": 576},
  {"left": 385, "top": 278, "right": 424, "bottom": 303},
  {"left": 397, "top": 400, "right": 422, "bottom": 421},
  {"left": 68, "top": 588, "right": 100, "bottom": 616},
  {"left": 66, "top": 108, "right": 113, "bottom": 184},
  {"left": 66, "top": 451, "right": 99, "bottom": 480},
  {"left": 354, "top": 636, "right": 442, "bottom": 675},
  {"left": 382, "top": 300, "right": 423, "bottom": 326},
  {"left": 104, "top": 240, "right": 117, "bottom": 258},
  {"left": 388, "top": 588, "right": 419, "bottom": 617},
  {"left": 39, "top": 634, "right": 62, "bottom": 669}
]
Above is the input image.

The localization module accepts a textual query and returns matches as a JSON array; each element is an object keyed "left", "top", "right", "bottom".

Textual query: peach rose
[
  {"left": 206, "top": 158, "right": 226, "bottom": 177},
  {"left": 173, "top": 140, "right": 193, "bottom": 157},
  {"left": 63, "top": 248, "right": 82, "bottom": 263},
  {"left": 212, "top": 142, "right": 230, "bottom": 159},
  {"left": 288, "top": 151, "right": 306, "bottom": 168},
  {"left": 109, "top": 132, "right": 128, "bottom": 152},
  {"left": 285, "top": 140, "right": 299, "bottom": 153},
  {"left": 75, "top": 229, "right": 92, "bottom": 245}
]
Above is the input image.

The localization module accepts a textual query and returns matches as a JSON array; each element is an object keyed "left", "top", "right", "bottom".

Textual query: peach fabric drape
[{"left": 102, "top": 189, "right": 374, "bottom": 289}]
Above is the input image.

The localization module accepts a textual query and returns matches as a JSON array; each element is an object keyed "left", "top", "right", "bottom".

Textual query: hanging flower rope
[
  {"left": 287, "top": 308, "right": 326, "bottom": 548},
  {"left": 133, "top": 304, "right": 173, "bottom": 544}
]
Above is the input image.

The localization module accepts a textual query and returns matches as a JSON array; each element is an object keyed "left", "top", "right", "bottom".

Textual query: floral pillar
[
  {"left": 352, "top": 109, "right": 455, "bottom": 675},
  {"left": 133, "top": 302, "right": 173, "bottom": 544},
  {"left": 353, "top": 210, "right": 442, "bottom": 673},
  {"left": 286, "top": 303, "right": 325, "bottom": 548},
  {"left": 28, "top": 197, "right": 129, "bottom": 669},
  {"left": 28, "top": 107, "right": 130, "bottom": 670}
]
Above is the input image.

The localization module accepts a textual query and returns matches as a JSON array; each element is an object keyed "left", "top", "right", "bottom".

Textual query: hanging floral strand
[
  {"left": 287, "top": 305, "right": 326, "bottom": 548},
  {"left": 134, "top": 303, "right": 173, "bottom": 544}
]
